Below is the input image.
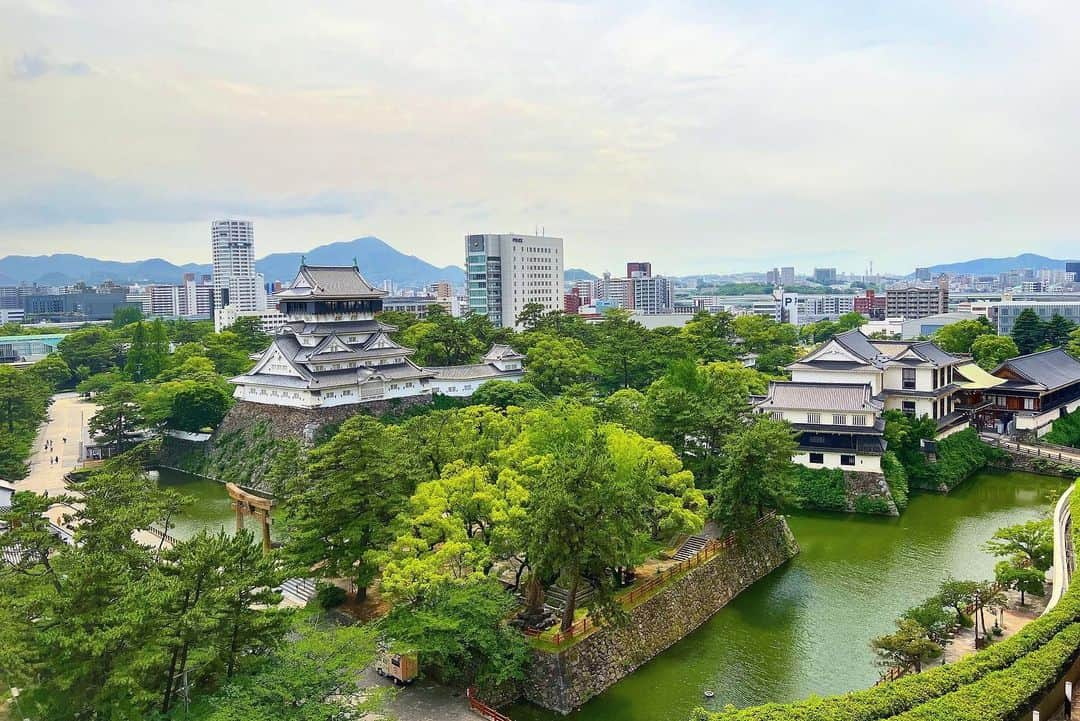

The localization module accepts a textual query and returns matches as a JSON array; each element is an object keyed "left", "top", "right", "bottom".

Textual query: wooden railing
[
  {"left": 145, "top": 525, "right": 181, "bottom": 548},
  {"left": 467, "top": 687, "right": 513, "bottom": 721},
  {"left": 535, "top": 512, "right": 779, "bottom": 648},
  {"left": 983, "top": 436, "right": 1080, "bottom": 464}
]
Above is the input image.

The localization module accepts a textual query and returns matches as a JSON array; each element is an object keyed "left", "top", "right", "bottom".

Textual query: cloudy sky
[{"left": 4, "top": 1, "right": 1079, "bottom": 275}]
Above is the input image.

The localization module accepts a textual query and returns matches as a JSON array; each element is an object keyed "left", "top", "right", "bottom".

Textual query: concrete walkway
[{"left": 20, "top": 392, "right": 97, "bottom": 496}]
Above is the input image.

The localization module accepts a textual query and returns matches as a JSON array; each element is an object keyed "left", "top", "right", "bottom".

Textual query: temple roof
[
  {"left": 275, "top": 264, "right": 386, "bottom": 300},
  {"left": 993, "top": 348, "right": 1080, "bottom": 392},
  {"left": 756, "top": 381, "right": 883, "bottom": 412}
]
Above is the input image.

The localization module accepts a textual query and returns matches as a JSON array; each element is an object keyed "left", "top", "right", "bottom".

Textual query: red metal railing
[
  {"left": 536, "top": 511, "right": 779, "bottom": 647},
  {"left": 467, "top": 687, "right": 513, "bottom": 721}
]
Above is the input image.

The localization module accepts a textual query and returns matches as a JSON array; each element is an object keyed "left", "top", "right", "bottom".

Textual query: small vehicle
[{"left": 375, "top": 650, "right": 418, "bottom": 685}]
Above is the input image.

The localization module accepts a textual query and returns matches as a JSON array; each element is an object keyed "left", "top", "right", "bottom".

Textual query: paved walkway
[
  {"left": 17, "top": 392, "right": 97, "bottom": 529},
  {"left": 358, "top": 669, "right": 477, "bottom": 721},
  {"left": 21, "top": 392, "right": 96, "bottom": 496}
]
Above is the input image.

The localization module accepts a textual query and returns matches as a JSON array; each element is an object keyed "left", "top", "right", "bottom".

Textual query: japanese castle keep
[{"left": 229, "top": 262, "right": 524, "bottom": 410}]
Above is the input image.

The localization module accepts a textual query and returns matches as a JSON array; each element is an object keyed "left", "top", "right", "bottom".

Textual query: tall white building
[
  {"left": 212, "top": 219, "right": 263, "bottom": 330},
  {"left": 465, "top": 233, "right": 564, "bottom": 328}
]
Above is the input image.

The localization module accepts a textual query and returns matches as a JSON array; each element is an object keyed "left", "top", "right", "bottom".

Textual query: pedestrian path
[{"left": 21, "top": 392, "right": 97, "bottom": 497}]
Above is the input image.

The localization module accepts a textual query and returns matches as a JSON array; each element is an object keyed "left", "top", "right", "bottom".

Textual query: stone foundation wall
[
  {"left": 521, "top": 515, "right": 800, "bottom": 714},
  {"left": 844, "top": 471, "right": 899, "bottom": 515},
  {"left": 216, "top": 395, "right": 433, "bottom": 443},
  {"left": 990, "top": 449, "right": 1080, "bottom": 479}
]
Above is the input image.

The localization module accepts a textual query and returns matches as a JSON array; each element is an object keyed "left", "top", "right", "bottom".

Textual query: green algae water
[
  {"left": 155, "top": 467, "right": 281, "bottom": 541},
  {"left": 507, "top": 470, "right": 1068, "bottom": 721}
]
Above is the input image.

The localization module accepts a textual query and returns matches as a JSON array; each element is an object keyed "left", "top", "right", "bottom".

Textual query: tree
[
  {"left": 28, "top": 353, "right": 72, "bottom": 390},
  {"left": 1067, "top": 326, "right": 1080, "bottom": 360},
  {"left": 1011, "top": 308, "right": 1045, "bottom": 354},
  {"left": 837, "top": 311, "right": 869, "bottom": 332},
  {"left": 933, "top": 319, "right": 993, "bottom": 354},
  {"left": 969, "top": 581, "right": 1008, "bottom": 642},
  {"left": 515, "top": 302, "right": 549, "bottom": 331},
  {"left": 125, "top": 321, "right": 152, "bottom": 380},
  {"left": 938, "top": 578, "right": 978, "bottom": 627},
  {"left": 525, "top": 335, "right": 596, "bottom": 395},
  {"left": 178, "top": 616, "right": 385, "bottom": 721},
  {"left": 983, "top": 518, "right": 1053, "bottom": 571},
  {"left": 59, "top": 327, "right": 121, "bottom": 374},
  {"left": 281, "top": 414, "right": 423, "bottom": 599},
  {"left": 994, "top": 560, "right": 1045, "bottom": 606},
  {"left": 381, "top": 579, "right": 528, "bottom": 689},
  {"left": 711, "top": 416, "right": 797, "bottom": 528},
  {"left": 679, "top": 311, "right": 736, "bottom": 363},
  {"left": 469, "top": 379, "right": 546, "bottom": 409},
  {"left": 901, "top": 596, "right": 956, "bottom": 646},
  {"left": 971, "top": 334, "right": 1019, "bottom": 370},
  {"left": 169, "top": 384, "right": 230, "bottom": 431},
  {"left": 516, "top": 404, "right": 657, "bottom": 630},
  {"left": 871, "top": 619, "right": 942, "bottom": 673},
  {"left": 593, "top": 309, "right": 650, "bottom": 391},
  {"left": 88, "top": 382, "right": 146, "bottom": 450},
  {"left": 112, "top": 304, "right": 144, "bottom": 328},
  {"left": 601, "top": 388, "right": 650, "bottom": 435},
  {"left": 229, "top": 316, "right": 271, "bottom": 354},
  {"left": 646, "top": 360, "right": 767, "bottom": 482},
  {"left": 1044, "top": 313, "right": 1076, "bottom": 348}
]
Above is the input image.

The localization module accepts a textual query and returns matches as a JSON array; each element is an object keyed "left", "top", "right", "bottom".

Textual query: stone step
[
  {"left": 279, "top": 577, "right": 318, "bottom": 604},
  {"left": 673, "top": 534, "right": 710, "bottom": 562},
  {"left": 544, "top": 582, "right": 595, "bottom": 613}
]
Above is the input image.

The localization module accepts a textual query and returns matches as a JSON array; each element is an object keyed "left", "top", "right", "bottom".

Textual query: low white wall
[{"left": 794, "top": 451, "right": 882, "bottom": 473}]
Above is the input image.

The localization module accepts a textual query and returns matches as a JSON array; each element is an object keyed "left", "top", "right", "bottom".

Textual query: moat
[{"left": 160, "top": 467, "right": 1067, "bottom": 721}]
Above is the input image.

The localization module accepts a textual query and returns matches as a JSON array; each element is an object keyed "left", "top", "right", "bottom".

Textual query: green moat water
[{"left": 159, "top": 467, "right": 1068, "bottom": 721}]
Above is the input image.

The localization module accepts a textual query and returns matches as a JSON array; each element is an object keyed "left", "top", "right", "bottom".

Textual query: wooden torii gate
[{"left": 226, "top": 482, "right": 274, "bottom": 553}]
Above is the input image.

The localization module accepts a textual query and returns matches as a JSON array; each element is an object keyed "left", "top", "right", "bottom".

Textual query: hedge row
[
  {"left": 932, "top": 428, "right": 1006, "bottom": 491},
  {"left": 890, "top": 624, "right": 1080, "bottom": 721},
  {"left": 696, "top": 481, "right": 1080, "bottom": 721}
]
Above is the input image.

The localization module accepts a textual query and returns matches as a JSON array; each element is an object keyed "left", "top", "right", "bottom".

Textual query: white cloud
[{"left": 3, "top": 0, "right": 1080, "bottom": 274}]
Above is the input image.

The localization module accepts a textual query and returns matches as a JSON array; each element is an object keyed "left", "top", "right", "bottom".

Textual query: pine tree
[
  {"left": 125, "top": 321, "right": 150, "bottom": 380},
  {"left": 1044, "top": 313, "right": 1076, "bottom": 348},
  {"left": 1010, "top": 309, "right": 1045, "bottom": 354}
]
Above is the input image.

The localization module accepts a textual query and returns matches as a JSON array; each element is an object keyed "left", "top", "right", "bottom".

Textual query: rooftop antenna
[{"left": 300, "top": 254, "right": 306, "bottom": 266}]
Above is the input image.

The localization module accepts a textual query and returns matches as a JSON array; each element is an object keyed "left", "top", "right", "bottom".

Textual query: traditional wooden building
[
  {"left": 754, "top": 381, "right": 886, "bottom": 472},
  {"left": 787, "top": 329, "right": 967, "bottom": 436},
  {"left": 230, "top": 263, "right": 436, "bottom": 409},
  {"left": 984, "top": 349, "right": 1080, "bottom": 436},
  {"left": 427, "top": 345, "right": 525, "bottom": 397}
]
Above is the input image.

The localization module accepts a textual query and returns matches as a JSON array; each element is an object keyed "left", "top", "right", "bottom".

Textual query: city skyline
[{"left": 5, "top": 2, "right": 1080, "bottom": 274}]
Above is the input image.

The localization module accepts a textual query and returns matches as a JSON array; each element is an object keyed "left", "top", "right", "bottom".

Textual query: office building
[
  {"left": 629, "top": 274, "right": 674, "bottom": 314},
  {"left": 914, "top": 267, "right": 932, "bottom": 281},
  {"left": 465, "top": 233, "right": 564, "bottom": 328},
  {"left": 23, "top": 291, "right": 136, "bottom": 322},
  {"left": 885, "top": 278, "right": 948, "bottom": 320},
  {"left": 993, "top": 301, "right": 1080, "bottom": 335},
  {"left": 781, "top": 267, "right": 796, "bottom": 286},
  {"left": 901, "top": 312, "right": 983, "bottom": 340},
  {"left": 853, "top": 290, "right": 887, "bottom": 320},
  {"left": 813, "top": 268, "right": 837, "bottom": 285},
  {"left": 627, "top": 262, "right": 652, "bottom": 278},
  {"left": 212, "top": 219, "right": 263, "bottom": 330},
  {"left": 382, "top": 296, "right": 444, "bottom": 320}
]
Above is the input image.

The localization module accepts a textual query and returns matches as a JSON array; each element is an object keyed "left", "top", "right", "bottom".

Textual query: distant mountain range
[
  {"left": 917, "top": 253, "right": 1078, "bottom": 277},
  {"left": 564, "top": 268, "right": 597, "bottom": 282},
  {"left": 0, "top": 236, "right": 464, "bottom": 288}
]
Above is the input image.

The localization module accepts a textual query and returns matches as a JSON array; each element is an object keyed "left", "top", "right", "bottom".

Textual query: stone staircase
[
  {"left": 278, "top": 577, "right": 318, "bottom": 605},
  {"left": 544, "top": 582, "right": 595, "bottom": 614},
  {"left": 673, "top": 534, "right": 710, "bottom": 562}
]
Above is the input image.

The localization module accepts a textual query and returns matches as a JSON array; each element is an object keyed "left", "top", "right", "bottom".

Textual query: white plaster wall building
[
  {"left": 754, "top": 381, "right": 886, "bottom": 472},
  {"left": 230, "top": 264, "right": 435, "bottom": 409},
  {"left": 427, "top": 345, "right": 525, "bottom": 397},
  {"left": 787, "top": 329, "right": 967, "bottom": 434}
]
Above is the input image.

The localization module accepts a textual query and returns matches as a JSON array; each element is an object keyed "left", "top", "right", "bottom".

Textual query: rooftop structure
[{"left": 971, "top": 348, "right": 1080, "bottom": 437}]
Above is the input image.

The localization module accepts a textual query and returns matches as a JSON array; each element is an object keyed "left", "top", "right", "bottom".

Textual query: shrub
[
  {"left": 882, "top": 451, "right": 909, "bottom": 510},
  {"left": 933, "top": 429, "right": 1002, "bottom": 491},
  {"left": 316, "top": 584, "right": 347, "bottom": 609},
  {"left": 794, "top": 467, "right": 847, "bottom": 511},
  {"left": 854, "top": 495, "right": 892, "bottom": 515}
]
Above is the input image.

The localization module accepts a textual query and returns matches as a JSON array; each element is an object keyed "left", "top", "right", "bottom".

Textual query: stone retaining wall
[
  {"left": 217, "top": 395, "right": 433, "bottom": 443},
  {"left": 844, "top": 470, "right": 899, "bottom": 515},
  {"left": 990, "top": 448, "right": 1080, "bottom": 479},
  {"left": 520, "top": 515, "right": 800, "bottom": 714}
]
